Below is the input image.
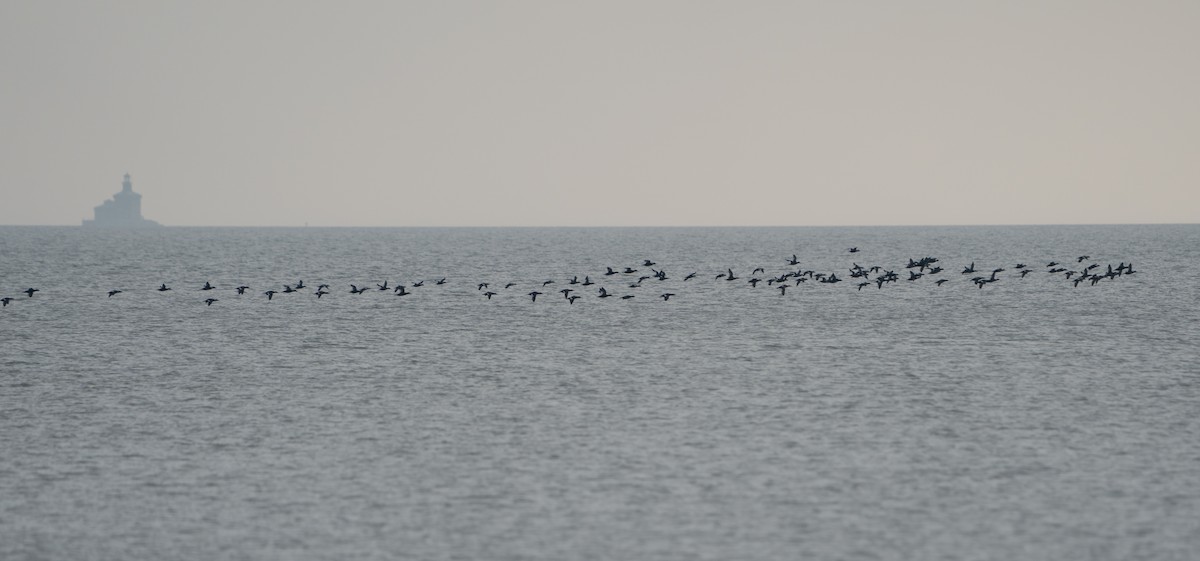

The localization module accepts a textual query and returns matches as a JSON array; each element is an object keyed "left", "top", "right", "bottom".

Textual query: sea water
[{"left": 2, "top": 225, "right": 1198, "bottom": 560}]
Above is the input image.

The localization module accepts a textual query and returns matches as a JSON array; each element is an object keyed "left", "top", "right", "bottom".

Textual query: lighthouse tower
[{"left": 82, "top": 173, "right": 160, "bottom": 227}]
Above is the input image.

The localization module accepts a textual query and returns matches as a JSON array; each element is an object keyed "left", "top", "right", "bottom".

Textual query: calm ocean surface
[{"left": 2, "top": 225, "right": 1198, "bottom": 561}]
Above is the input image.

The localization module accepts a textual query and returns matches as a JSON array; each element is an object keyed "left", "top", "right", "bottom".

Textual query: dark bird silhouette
[
  {"left": 294, "top": 280, "right": 305, "bottom": 289},
  {"left": 350, "top": 284, "right": 366, "bottom": 294},
  {"left": 412, "top": 281, "right": 424, "bottom": 287},
  {"left": 567, "top": 295, "right": 581, "bottom": 304},
  {"left": 282, "top": 285, "right": 297, "bottom": 294},
  {"left": 378, "top": 281, "right": 390, "bottom": 291},
  {"left": 394, "top": 285, "right": 410, "bottom": 296},
  {"left": 505, "top": 282, "right": 516, "bottom": 289},
  {"left": 856, "top": 282, "right": 870, "bottom": 291},
  {"left": 204, "top": 298, "right": 218, "bottom": 306},
  {"left": 778, "top": 285, "right": 787, "bottom": 295},
  {"left": 961, "top": 262, "right": 976, "bottom": 274},
  {"left": 581, "top": 276, "right": 594, "bottom": 286},
  {"left": 972, "top": 274, "right": 1000, "bottom": 288},
  {"left": 436, "top": 278, "right": 447, "bottom": 285},
  {"left": 569, "top": 276, "right": 579, "bottom": 285},
  {"left": 1077, "top": 255, "right": 1090, "bottom": 263},
  {"left": 935, "top": 279, "right": 949, "bottom": 286},
  {"left": 848, "top": 247, "right": 859, "bottom": 253},
  {"left": 528, "top": 291, "right": 543, "bottom": 302},
  {"left": 315, "top": 290, "right": 329, "bottom": 298},
  {"left": 158, "top": 283, "right": 171, "bottom": 292},
  {"left": 560, "top": 288, "right": 574, "bottom": 297},
  {"left": 477, "top": 283, "right": 489, "bottom": 291},
  {"left": 748, "top": 278, "right": 761, "bottom": 287},
  {"left": 621, "top": 295, "right": 635, "bottom": 300},
  {"left": 108, "top": 290, "right": 122, "bottom": 298},
  {"left": 202, "top": 282, "right": 215, "bottom": 291},
  {"left": 24, "top": 288, "right": 38, "bottom": 297},
  {"left": 725, "top": 269, "right": 738, "bottom": 281},
  {"left": 483, "top": 291, "right": 497, "bottom": 299},
  {"left": 787, "top": 254, "right": 800, "bottom": 266},
  {"left": 542, "top": 280, "right": 554, "bottom": 287},
  {"left": 598, "top": 287, "right": 613, "bottom": 298},
  {"left": 605, "top": 267, "right": 618, "bottom": 276},
  {"left": 643, "top": 260, "right": 656, "bottom": 267},
  {"left": 661, "top": 293, "right": 675, "bottom": 301},
  {"left": 684, "top": 272, "right": 697, "bottom": 281},
  {"left": 236, "top": 286, "right": 250, "bottom": 295},
  {"left": 623, "top": 267, "right": 637, "bottom": 274},
  {"left": 1, "top": 297, "right": 13, "bottom": 307},
  {"left": 264, "top": 290, "right": 277, "bottom": 300}
]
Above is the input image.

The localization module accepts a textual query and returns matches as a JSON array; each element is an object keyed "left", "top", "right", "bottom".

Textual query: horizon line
[{"left": 2, "top": 221, "right": 1197, "bottom": 229}]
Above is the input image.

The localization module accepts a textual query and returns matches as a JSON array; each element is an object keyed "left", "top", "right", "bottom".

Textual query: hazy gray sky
[{"left": 2, "top": 1, "right": 1197, "bottom": 226}]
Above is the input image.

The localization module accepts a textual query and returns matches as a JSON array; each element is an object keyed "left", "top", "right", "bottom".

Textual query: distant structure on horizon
[{"left": 82, "top": 173, "right": 160, "bottom": 227}]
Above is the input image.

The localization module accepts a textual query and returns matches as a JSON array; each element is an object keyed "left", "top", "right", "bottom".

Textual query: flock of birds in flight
[{"left": 1, "top": 248, "right": 1137, "bottom": 308}]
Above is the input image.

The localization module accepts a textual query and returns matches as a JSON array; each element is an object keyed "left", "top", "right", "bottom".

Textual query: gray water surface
[{"left": 2, "top": 225, "right": 1198, "bottom": 560}]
